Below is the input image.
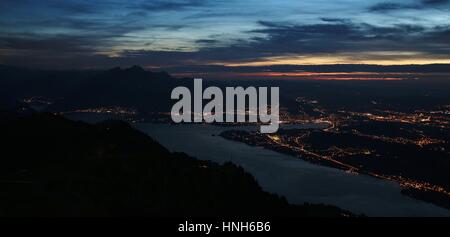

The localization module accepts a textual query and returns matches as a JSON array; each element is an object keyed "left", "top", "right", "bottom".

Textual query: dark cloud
[
  {"left": 320, "top": 18, "right": 351, "bottom": 23},
  {"left": 195, "top": 39, "right": 219, "bottom": 44},
  {"left": 48, "top": 1, "right": 98, "bottom": 14},
  {"left": 1, "top": 0, "right": 449, "bottom": 69},
  {"left": 245, "top": 21, "right": 428, "bottom": 55},
  {"left": 368, "top": 0, "right": 449, "bottom": 12},
  {"left": 422, "top": 0, "right": 450, "bottom": 5},
  {"left": 0, "top": 35, "right": 98, "bottom": 53},
  {"left": 368, "top": 3, "right": 415, "bottom": 12},
  {"left": 139, "top": 0, "right": 206, "bottom": 11},
  {"left": 0, "top": 0, "right": 99, "bottom": 14},
  {"left": 148, "top": 21, "right": 448, "bottom": 64},
  {"left": 3, "top": 19, "right": 448, "bottom": 69}
]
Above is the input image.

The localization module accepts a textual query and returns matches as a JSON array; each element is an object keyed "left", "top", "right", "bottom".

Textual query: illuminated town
[{"left": 220, "top": 96, "right": 450, "bottom": 206}]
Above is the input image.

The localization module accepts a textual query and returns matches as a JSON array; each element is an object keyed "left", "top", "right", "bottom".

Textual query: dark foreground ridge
[{"left": 0, "top": 111, "right": 352, "bottom": 217}]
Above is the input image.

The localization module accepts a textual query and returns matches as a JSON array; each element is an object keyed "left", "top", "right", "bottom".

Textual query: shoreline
[{"left": 219, "top": 129, "right": 450, "bottom": 211}]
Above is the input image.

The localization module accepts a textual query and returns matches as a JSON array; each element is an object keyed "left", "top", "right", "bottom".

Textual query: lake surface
[{"left": 67, "top": 113, "right": 450, "bottom": 216}]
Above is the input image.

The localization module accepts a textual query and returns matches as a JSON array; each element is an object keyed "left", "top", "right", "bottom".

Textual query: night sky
[{"left": 0, "top": 0, "right": 449, "bottom": 69}]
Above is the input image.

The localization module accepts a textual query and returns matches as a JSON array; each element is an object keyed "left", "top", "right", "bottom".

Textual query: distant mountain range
[
  {"left": 161, "top": 64, "right": 450, "bottom": 74},
  {"left": 1, "top": 64, "right": 449, "bottom": 114},
  {"left": 0, "top": 65, "right": 187, "bottom": 113}
]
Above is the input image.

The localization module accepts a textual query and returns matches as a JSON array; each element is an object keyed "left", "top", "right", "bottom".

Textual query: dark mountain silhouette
[
  {"left": 0, "top": 65, "right": 98, "bottom": 109},
  {"left": 0, "top": 111, "right": 352, "bottom": 217},
  {"left": 162, "top": 64, "right": 450, "bottom": 74},
  {"left": 1, "top": 64, "right": 449, "bottom": 115},
  {"left": 0, "top": 65, "right": 186, "bottom": 113},
  {"left": 46, "top": 65, "right": 182, "bottom": 112}
]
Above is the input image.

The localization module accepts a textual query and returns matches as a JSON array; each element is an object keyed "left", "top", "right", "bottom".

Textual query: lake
[{"left": 67, "top": 113, "right": 450, "bottom": 216}]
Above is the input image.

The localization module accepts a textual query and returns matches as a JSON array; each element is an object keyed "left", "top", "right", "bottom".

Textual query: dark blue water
[{"left": 67, "top": 113, "right": 450, "bottom": 216}]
